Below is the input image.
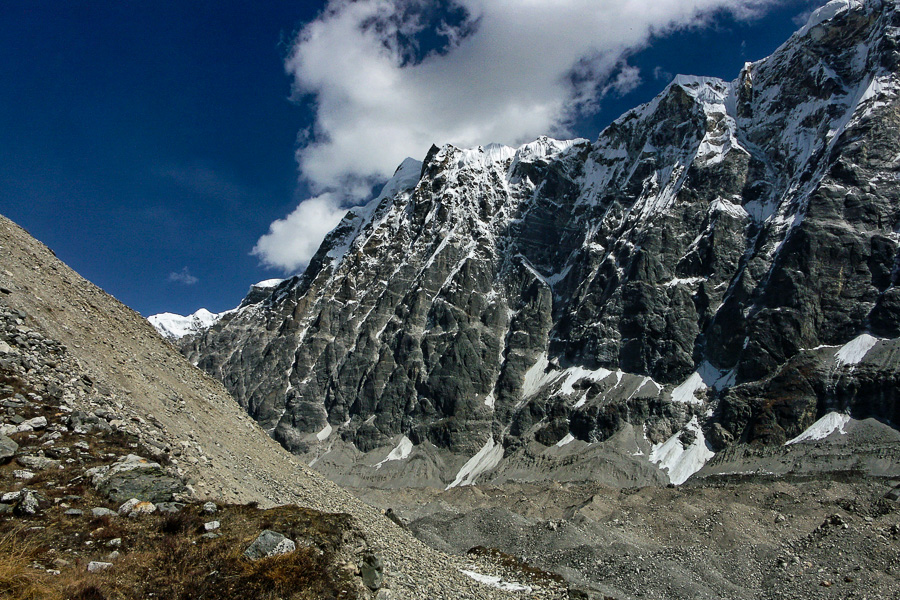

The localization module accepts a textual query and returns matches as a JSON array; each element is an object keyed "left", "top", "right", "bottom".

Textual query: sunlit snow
[
  {"left": 649, "top": 416, "right": 715, "bottom": 485},
  {"left": 785, "top": 412, "right": 851, "bottom": 445},
  {"left": 446, "top": 436, "right": 504, "bottom": 489},
  {"left": 460, "top": 570, "right": 531, "bottom": 593},
  {"left": 148, "top": 308, "right": 222, "bottom": 339},
  {"left": 834, "top": 333, "right": 879, "bottom": 367},
  {"left": 374, "top": 436, "right": 414, "bottom": 470}
]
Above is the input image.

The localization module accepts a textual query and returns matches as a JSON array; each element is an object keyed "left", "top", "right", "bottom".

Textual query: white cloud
[
  {"left": 168, "top": 267, "right": 199, "bottom": 285},
  {"left": 254, "top": 0, "right": 779, "bottom": 272},
  {"left": 252, "top": 193, "right": 349, "bottom": 272},
  {"left": 605, "top": 64, "right": 643, "bottom": 98}
]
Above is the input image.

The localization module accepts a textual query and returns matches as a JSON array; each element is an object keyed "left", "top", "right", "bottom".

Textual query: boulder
[
  {"left": 361, "top": 552, "right": 384, "bottom": 590},
  {"left": 87, "top": 454, "right": 187, "bottom": 503},
  {"left": 243, "top": 530, "right": 296, "bottom": 560},
  {"left": 118, "top": 498, "right": 156, "bottom": 517},
  {"left": 0, "top": 435, "right": 16, "bottom": 463},
  {"left": 87, "top": 561, "right": 113, "bottom": 573},
  {"left": 16, "top": 455, "right": 60, "bottom": 470}
]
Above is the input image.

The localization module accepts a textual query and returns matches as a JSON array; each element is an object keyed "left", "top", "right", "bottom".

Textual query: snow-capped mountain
[
  {"left": 149, "top": 308, "right": 223, "bottom": 340},
  {"left": 182, "top": 0, "right": 900, "bottom": 488},
  {"left": 148, "top": 278, "right": 283, "bottom": 340}
]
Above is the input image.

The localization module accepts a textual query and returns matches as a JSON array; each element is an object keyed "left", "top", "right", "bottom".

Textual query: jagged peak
[{"left": 430, "top": 136, "right": 586, "bottom": 174}]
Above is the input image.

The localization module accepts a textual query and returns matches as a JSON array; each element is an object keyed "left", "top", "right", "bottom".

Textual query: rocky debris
[
  {"left": 204, "top": 520, "right": 220, "bottom": 531},
  {"left": 244, "top": 529, "right": 296, "bottom": 560},
  {"left": 202, "top": 500, "right": 217, "bottom": 513}
]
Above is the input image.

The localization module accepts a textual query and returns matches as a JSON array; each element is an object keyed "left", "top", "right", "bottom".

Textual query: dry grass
[{"left": 0, "top": 530, "right": 62, "bottom": 600}]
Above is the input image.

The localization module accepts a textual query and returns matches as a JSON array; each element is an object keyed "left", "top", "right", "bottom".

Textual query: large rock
[
  {"left": 0, "top": 435, "right": 16, "bottom": 463},
  {"left": 243, "top": 530, "right": 296, "bottom": 560},
  {"left": 87, "top": 454, "right": 187, "bottom": 503}
]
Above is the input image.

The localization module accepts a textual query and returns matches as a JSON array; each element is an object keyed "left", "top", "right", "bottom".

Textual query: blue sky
[{"left": 0, "top": 0, "right": 823, "bottom": 316}]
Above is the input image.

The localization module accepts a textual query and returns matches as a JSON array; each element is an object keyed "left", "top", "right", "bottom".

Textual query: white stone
[{"left": 87, "top": 561, "right": 113, "bottom": 573}]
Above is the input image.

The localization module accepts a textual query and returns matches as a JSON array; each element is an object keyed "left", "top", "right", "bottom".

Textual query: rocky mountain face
[{"left": 185, "top": 0, "right": 900, "bottom": 488}]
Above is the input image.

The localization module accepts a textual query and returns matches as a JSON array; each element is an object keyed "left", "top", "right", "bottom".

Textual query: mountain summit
[{"left": 183, "top": 0, "right": 900, "bottom": 488}]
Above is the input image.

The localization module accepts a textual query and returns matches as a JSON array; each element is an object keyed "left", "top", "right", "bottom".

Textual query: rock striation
[{"left": 185, "top": 0, "right": 900, "bottom": 488}]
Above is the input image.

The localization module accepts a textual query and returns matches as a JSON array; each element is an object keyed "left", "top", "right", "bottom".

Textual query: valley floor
[{"left": 358, "top": 474, "right": 900, "bottom": 600}]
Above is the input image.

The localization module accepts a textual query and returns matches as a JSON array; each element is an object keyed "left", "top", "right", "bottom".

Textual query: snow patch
[
  {"left": 670, "top": 362, "right": 736, "bottom": 404},
  {"left": 786, "top": 412, "right": 852, "bottom": 445},
  {"left": 558, "top": 366, "right": 614, "bottom": 395},
  {"left": 834, "top": 333, "right": 879, "bottom": 367},
  {"left": 315, "top": 423, "right": 333, "bottom": 442},
  {"left": 649, "top": 417, "right": 715, "bottom": 485},
  {"left": 521, "top": 353, "right": 554, "bottom": 398},
  {"left": 460, "top": 570, "right": 532, "bottom": 593},
  {"left": 374, "top": 436, "right": 414, "bottom": 469},
  {"left": 555, "top": 433, "right": 575, "bottom": 448},
  {"left": 446, "top": 436, "right": 504, "bottom": 489},
  {"left": 670, "top": 372, "right": 706, "bottom": 405},
  {"left": 252, "top": 278, "right": 283, "bottom": 289},
  {"left": 798, "top": 0, "right": 864, "bottom": 37}
]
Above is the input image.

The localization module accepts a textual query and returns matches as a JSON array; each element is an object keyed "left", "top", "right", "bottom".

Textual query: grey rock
[
  {"left": 118, "top": 498, "right": 156, "bottom": 517},
  {"left": 361, "top": 552, "right": 384, "bottom": 590},
  {"left": 155, "top": 502, "right": 185, "bottom": 514},
  {"left": 0, "top": 435, "right": 16, "bottom": 463},
  {"left": 88, "top": 454, "right": 187, "bottom": 503},
  {"left": 87, "top": 561, "right": 113, "bottom": 573},
  {"left": 16, "top": 490, "right": 40, "bottom": 515},
  {"left": 204, "top": 520, "right": 220, "bottom": 531},
  {"left": 91, "top": 507, "right": 119, "bottom": 518},
  {"left": 20, "top": 416, "right": 47, "bottom": 430},
  {"left": 16, "top": 455, "right": 60, "bottom": 470},
  {"left": 64, "top": 509, "right": 83, "bottom": 516},
  {"left": 244, "top": 530, "right": 296, "bottom": 560},
  {"left": 202, "top": 501, "right": 217, "bottom": 513}
]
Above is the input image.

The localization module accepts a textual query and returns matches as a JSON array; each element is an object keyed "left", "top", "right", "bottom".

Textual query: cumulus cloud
[
  {"left": 168, "top": 267, "right": 199, "bottom": 285},
  {"left": 255, "top": 0, "right": 779, "bottom": 272},
  {"left": 252, "top": 193, "right": 349, "bottom": 272}
]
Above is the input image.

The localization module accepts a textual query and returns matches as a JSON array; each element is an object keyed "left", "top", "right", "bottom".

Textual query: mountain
[
  {"left": 0, "top": 215, "right": 563, "bottom": 598},
  {"left": 148, "top": 279, "right": 283, "bottom": 340},
  {"left": 184, "top": 0, "right": 900, "bottom": 489}
]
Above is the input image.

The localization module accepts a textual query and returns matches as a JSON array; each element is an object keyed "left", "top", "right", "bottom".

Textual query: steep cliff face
[{"left": 186, "top": 0, "right": 900, "bottom": 487}]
